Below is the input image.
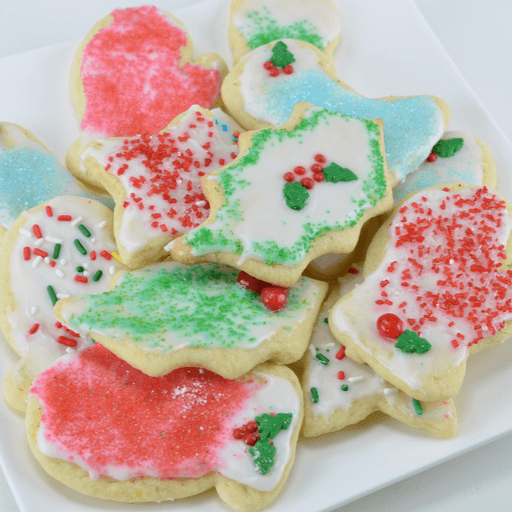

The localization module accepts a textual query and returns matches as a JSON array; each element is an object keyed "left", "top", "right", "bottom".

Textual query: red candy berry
[
  {"left": 311, "top": 163, "right": 323, "bottom": 173},
  {"left": 263, "top": 61, "right": 274, "bottom": 70},
  {"left": 426, "top": 151, "right": 437, "bottom": 162},
  {"left": 301, "top": 177, "right": 315, "bottom": 190},
  {"left": 243, "top": 433, "right": 260, "bottom": 446},
  {"left": 283, "top": 65, "right": 294, "bottom": 74},
  {"left": 313, "top": 172, "right": 325, "bottom": 183},
  {"left": 294, "top": 165, "right": 306, "bottom": 175},
  {"left": 314, "top": 154, "right": 327, "bottom": 163},
  {"left": 269, "top": 67, "right": 280, "bottom": 77},
  {"left": 261, "top": 287, "right": 289, "bottom": 311},
  {"left": 284, "top": 172, "right": 295, "bottom": 183},
  {"left": 237, "top": 271, "right": 272, "bottom": 294},
  {"left": 377, "top": 313, "right": 405, "bottom": 339}
]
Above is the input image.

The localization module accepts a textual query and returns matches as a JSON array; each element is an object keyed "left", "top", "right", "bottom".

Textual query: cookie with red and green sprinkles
[
  {"left": 302, "top": 281, "right": 457, "bottom": 439},
  {"left": 54, "top": 261, "right": 328, "bottom": 378},
  {"left": 66, "top": 5, "right": 228, "bottom": 193},
  {"left": 26, "top": 343, "right": 303, "bottom": 510},
  {"left": 73, "top": 106, "right": 241, "bottom": 269},
  {"left": 329, "top": 184, "right": 512, "bottom": 402},
  {"left": 0, "top": 195, "right": 126, "bottom": 413},
  {"left": 229, "top": 0, "right": 341, "bottom": 64},
  {"left": 170, "top": 103, "right": 393, "bottom": 288}
]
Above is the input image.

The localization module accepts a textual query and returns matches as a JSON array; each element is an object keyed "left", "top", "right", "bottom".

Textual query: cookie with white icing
[
  {"left": 54, "top": 261, "right": 328, "bottom": 378},
  {"left": 302, "top": 280, "right": 457, "bottom": 438},
  {"left": 329, "top": 184, "right": 512, "bottom": 401},
  {"left": 26, "top": 343, "right": 302, "bottom": 511},
  {"left": 229, "top": 0, "right": 341, "bottom": 64},
  {"left": 170, "top": 103, "right": 393, "bottom": 287},
  {"left": 74, "top": 106, "right": 241, "bottom": 268},
  {"left": 222, "top": 38, "right": 450, "bottom": 184},
  {"left": 67, "top": 5, "right": 228, "bottom": 193},
  {"left": 0, "top": 122, "right": 114, "bottom": 234},
  {"left": 0, "top": 196, "right": 125, "bottom": 413}
]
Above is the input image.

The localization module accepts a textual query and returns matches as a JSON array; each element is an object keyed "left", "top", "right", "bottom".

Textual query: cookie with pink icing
[
  {"left": 329, "top": 184, "right": 512, "bottom": 401},
  {"left": 75, "top": 106, "right": 241, "bottom": 268},
  {"left": 221, "top": 38, "right": 450, "bottom": 184},
  {"left": 67, "top": 5, "right": 228, "bottom": 193},
  {"left": 170, "top": 102, "right": 393, "bottom": 288},
  {"left": 0, "top": 196, "right": 125, "bottom": 413},
  {"left": 302, "top": 277, "right": 457, "bottom": 438},
  {"left": 229, "top": 0, "right": 341, "bottom": 64},
  {"left": 26, "top": 343, "right": 302, "bottom": 510}
]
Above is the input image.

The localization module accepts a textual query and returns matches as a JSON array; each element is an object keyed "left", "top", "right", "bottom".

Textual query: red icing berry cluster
[
  {"left": 233, "top": 420, "right": 260, "bottom": 446},
  {"left": 237, "top": 271, "right": 289, "bottom": 311},
  {"left": 283, "top": 153, "right": 326, "bottom": 190},
  {"left": 263, "top": 61, "right": 294, "bottom": 77}
]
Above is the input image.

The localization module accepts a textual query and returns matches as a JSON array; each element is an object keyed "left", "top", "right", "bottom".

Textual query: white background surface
[{"left": 1, "top": 0, "right": 512, "bottom": 511}]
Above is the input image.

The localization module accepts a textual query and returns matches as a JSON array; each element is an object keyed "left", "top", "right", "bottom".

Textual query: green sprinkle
[
  {"left": 53, "top": 243, "right": 61, "bottom": 259},
  {"left": 74, "top": 239, "right": 87, "bottom": 255},
  {"left": 323, "top": 162, "right": 358, "bottom": 183},
  {"left": 78, "top": 224, "right": 91, "bottom": 237},
  {"left": 315, "top": 353, "right": 330, "bottom": 365},
  {"left": 323, "top": 317, "right": 328, "bottom": 324},
  {"left": 413, "top": 399, "right": 424, "bottom": 416},
  {"left": 76, "top": 266, "right": 84, "bottom": 273},
  {"left": 310, "top": 387, "right": 319, "bottom": 404},
  {"left": 269, "top": 41, "right": 295, "bottom": 68},
  {"left": 341, "top": 384, "right": 349, "bottom": 392},
  {"left": 47, "top": 285, "right": 58, "bottom": 306},
  {"left": 395, "top": 330, "right": 431, "bottom": 354},
  {"left": 432, "top": 138, "right": 464, "bottom": 158},
  {"left": 93, "top": 270, "right": 103, "bottom": 282},
  {"left": 283, "top": 181, "right": 310, "bottom": 210}
]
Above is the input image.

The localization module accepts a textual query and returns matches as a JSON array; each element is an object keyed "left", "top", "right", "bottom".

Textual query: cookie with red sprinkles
[
  {"left": 329, "top": 184, "right": 512, "bottom": 401},
  {"left": 73, "top": 106, "right": 241, "bottom": 268},
  {"left": 26, "top": 343, "right": 303, "bottom": 510},
  {"left": 66, "top": 5, "right": 228, "bottom": 194}
]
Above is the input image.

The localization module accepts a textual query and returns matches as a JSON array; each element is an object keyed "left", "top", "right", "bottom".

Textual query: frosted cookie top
[
  {"left": 81, "top": 106, "right": 240, "bottom": 260},
  {"left": 29, "top": 344, "right": 300, "bottom": 491},
  {"left": 330, "top": 186, "right": 512, "bottom": 399},
  {"left": 230, "top": 0, "right": 341, "bottom": 57},
  {"left": 229, "top": 39, "right": 446, "bottom": 182},
  {"left": 76, "top": 5, "right": 223, "bottom": 138},
  {"left": 177, "top": 106, "right": 390, "bottom": 267},
  {"left": 0, "top": 123, "right": 113, "bottom": 229},
  {"left": 1, "top": 196, "right": 124, "bottom": 380}
]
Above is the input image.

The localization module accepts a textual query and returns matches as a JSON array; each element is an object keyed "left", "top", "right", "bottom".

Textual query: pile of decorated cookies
[{"left": 1, "top": 1, "right": 511, "bottom": 511}]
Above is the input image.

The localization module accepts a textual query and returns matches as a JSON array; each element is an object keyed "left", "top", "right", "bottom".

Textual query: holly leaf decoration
[
  {"left": 394, "top": 329, "right": 431, "bottom": 354},
  {"left": 432, "top": 138, "right": 464, "bottom": 158},
  {"left": 249, "top": 439, "right": 277, "bottom": 475},
  {"left": 323, "top": 162, "right": 358, "bottom": 183},
  {"left": 283, "top": 181, "right": 310, "bottom": 211},
  {"left": 270, "top": 41, "right": 296, "bottom": 68},
  {"left": 256, "top": 412, "right": 293, "bottom": 440}
]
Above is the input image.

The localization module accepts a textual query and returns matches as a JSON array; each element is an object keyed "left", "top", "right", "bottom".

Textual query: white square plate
[{"left": 1, "top": 1, "right": 512, "bottom": 511}]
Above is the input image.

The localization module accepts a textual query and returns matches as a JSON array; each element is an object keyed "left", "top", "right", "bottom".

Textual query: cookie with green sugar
[
  {"left": 229, "top": 0, "right": 341, "bottom": 65},
  {"left": 54, "top": 261, "right": 328, "bottom": 378},
  {"left": 221, "top": 38, "right": 450, "bottom": 185},
  {"left": 169, "top": 103, "right": 393, "bottom": 288}
]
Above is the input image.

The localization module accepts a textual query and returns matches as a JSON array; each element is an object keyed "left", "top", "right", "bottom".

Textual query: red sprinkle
[
  {"left": 23, "top": 247, "right": 31, "bottom": 261},
  {"left": 335, "top": 346, "right": 346, "bottom": 360},
  {"left": 33, "top": 224, "right": 42, "bottom": 239},
  {"left": 29, "top": 323, "right": 40, "bottom": 335},
  {"left": 74, "top": 276, "right": 89, "bottom": 283},
  {"left": 90, "top": 251, "right": 96, "bottom": 261},
  {"left": 57, "top": 215, "right": 72, "bottom": 221},
  {"left": 100, "top": 250, "right": 112, "bottom": 260},
  {"left": 57, "top": 336, "right": 78, "bottom": 347},
  {"left": 33, "top": 248, "right": 49, "bottom": 258},
  {"left": 45, "top": 206, "right": 53, "bottom": 217},
  {"left": 337, "top": 371, "right": 345, "bottom": 380}
]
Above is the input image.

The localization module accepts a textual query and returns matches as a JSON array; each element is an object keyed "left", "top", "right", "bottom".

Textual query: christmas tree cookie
[
  {"left": 222, "top": 38, "right": 450, "bottom": 184},
  {"left": 72, "top": 106, "right": 241, "bottom": 268},
  {"left": 229, "top": 0, "right": 341, "bottom": 64},
  {"left": 170, "top": 103, "right": 393, "bottom": 287},
  {"left": 26, "top": 343, "right": 303, "bottom": 511},
  {"left": 67, "top": 5, "right": 227, "bottom": 193},
  {"left": 0, "top": 196, "right": 125, "bottom": 413},
  {"left": 54, "top": 262, "right": 328, "bottom": 378},
  {"left": 329, "top": 184, "right": 512, "bottom": 401},
  {"left": 302, "top": 280, "right": 457, "bottom": 438}
]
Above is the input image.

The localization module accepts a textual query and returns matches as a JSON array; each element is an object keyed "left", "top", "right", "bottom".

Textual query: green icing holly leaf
[
  {"left": 269, "top": 41, "right": 296, "bottom": 68},
  {"left": 249, "top": 439, "right": 277, "bottom": 475},
  {"left": 394, "top": 329, "right": 431, "bottom": 354},
  {"left": 432, "top": 138, "right": 464, "bottom": 158},
  {"left": 283, "top": 181, "right": 309, "bottom": 211},
  {"left": 323, "top": 162, "right": 358, "bottom": 183},
  {"left": 256, "top": 412, "right": 293, "bottom": 440}
]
